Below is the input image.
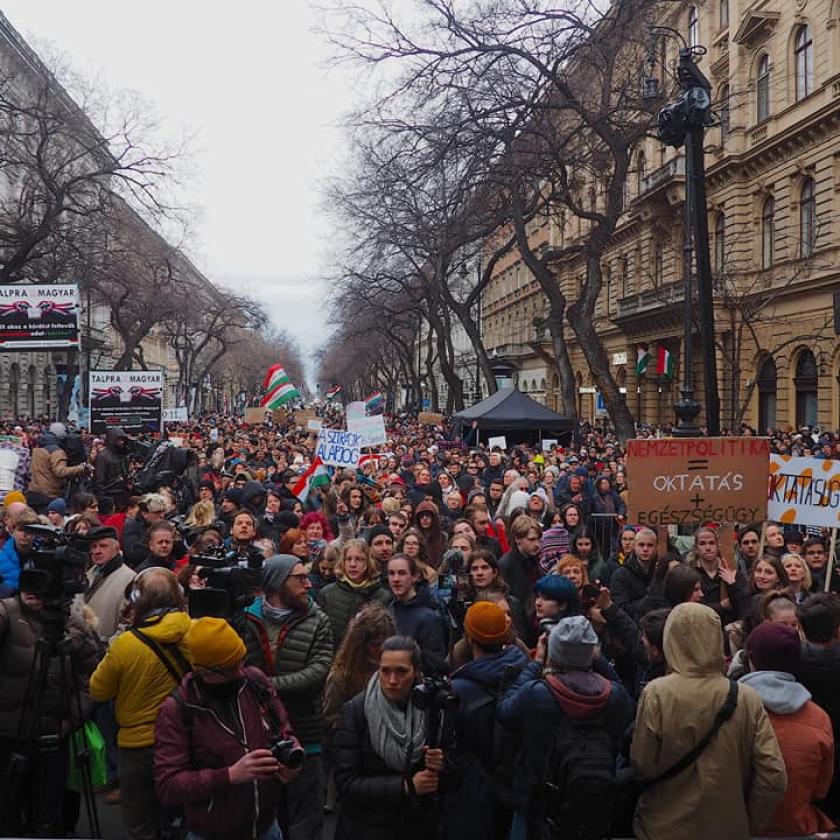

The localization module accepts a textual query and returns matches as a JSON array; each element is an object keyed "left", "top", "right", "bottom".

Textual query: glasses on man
[{"left": 286, "top": 573, "right": 310, "bottom": 584}]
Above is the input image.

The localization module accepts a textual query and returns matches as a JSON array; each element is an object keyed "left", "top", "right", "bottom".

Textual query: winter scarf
[{"left": 363, "top": 672, "right": 426, "bottom": 772}]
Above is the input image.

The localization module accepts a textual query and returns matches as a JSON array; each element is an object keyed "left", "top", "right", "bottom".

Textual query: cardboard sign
[
  {"left": 768, "top": 454, "right": 840, "bottom": 528},
  {"left": 542, "top": 439, "right": 558, "bottom": 452},
  {"left": 89, "top": 370, "right": 164, "bottom": 435},
  {"left": 348, "top": 415, "right": 387, "bottom": 447},
  {"left": 488, "top": 435, "right": 507, "bottom": 451},
  {"left": 316, "top": 428, "right": 363, "bottom": 468},
  {"left": 346, "top": 401, "right": 366, "bottom": 421},
  {"left": 418, "top": 411, "right": 444, "bottom": 426},
  {"left": 272, "top": 409, "right": 286, "bottom": 424},
  {"left": 294, "top": 409, "right": 317, "bottom": 425},
  {"left": 626, "top": 437, "right": 770, "bottom": 527},
  {"left": 244, "top": 407, "right": 267, "bottom": 424},
  {"left": 0, "top": 283, "right": 81, "bottom": 350},
  {"left": 307, "top": 419, "right": 323, "bottom": 431}
]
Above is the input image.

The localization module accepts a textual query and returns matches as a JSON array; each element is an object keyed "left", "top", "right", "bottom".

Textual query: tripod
[{"left": 4, "top": 604, "right": 101, "bottom": 838}]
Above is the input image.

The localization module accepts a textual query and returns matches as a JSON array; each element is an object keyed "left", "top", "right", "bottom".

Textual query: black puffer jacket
[
  {"left": 391, "top": 586, "right": 447, "bottom": 664},
  {"left": 317, "top": 578, "right": 392, "bottom": 645},
  {"left": 242, "top": 598, "right": 334, "bottom": 748},
  {"left": 609, "top": 553, "right": 654, "bottom": 621},
  {"left": 93, "top": 426, "right": 129, "bottom": 509}
]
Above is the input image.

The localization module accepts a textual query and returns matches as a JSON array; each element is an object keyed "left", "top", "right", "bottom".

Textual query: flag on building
[
  {"left": 261, "top": 364, "right": 300, "bottom": 410},
  {"left": 325, "top": 385, "right": 341, "bottom": 400},
  {"left": 292, "top": 456, "right": 330, "bottom": 503},
  {"left": 636, "top": 345, "right": 650, "bottom": 376},
  {"left": 654, "top": 344, "right": 675, "bottom": 378},
  {"left": 366, "top": 390, "right": 384, "bottom": 414}
]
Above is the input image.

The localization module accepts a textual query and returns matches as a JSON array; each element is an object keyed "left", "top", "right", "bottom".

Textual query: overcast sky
[{"left": 1, "top": 1, "right": 354, "bottom": 384}]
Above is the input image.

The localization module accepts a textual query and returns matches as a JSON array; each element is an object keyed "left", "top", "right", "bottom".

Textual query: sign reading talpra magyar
[
  {"left": 0, "top": 284, "right": 81, "bottom": 350},
  {"left": 626, "top": 437, "right": 770, "bottom": 527},
  {"left": 89, "top": 370, "right": 164, "bottom": 435}
]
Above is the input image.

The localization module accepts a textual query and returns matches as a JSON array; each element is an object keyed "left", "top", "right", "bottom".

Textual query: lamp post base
[{"left": 673, "top": 388, "right": 702, "bottom": 437}]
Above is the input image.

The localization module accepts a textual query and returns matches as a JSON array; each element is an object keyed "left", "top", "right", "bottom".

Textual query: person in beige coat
[
  {"left": 631, "top": 602, "right": 787, "bottom": 840},
  {"left": 83, "top": 526, "right": 136, "bottom": 642}
]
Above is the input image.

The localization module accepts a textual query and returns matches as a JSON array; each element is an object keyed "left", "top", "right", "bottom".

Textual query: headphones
[{"left": 127, "top": 567, "right": 184, "bottom": 605}]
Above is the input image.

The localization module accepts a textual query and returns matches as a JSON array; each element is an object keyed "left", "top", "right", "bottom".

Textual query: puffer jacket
[
  {"left": 631, "top": 603, "right": 787, "bottom": 840},
  {"left": 93, "top": 426, "right": 129, "bottom": 509},
  {"left": 242, "top": 597, "right": 333, "bottom": 749},
  {"left": 0, "top": 536, "right": 22, "bottom": 597},
  {"left": 0, "top": 595, "right": 101, "bottom": 735},
  {"left": 740, "top": 670, "right": 835, "bottom": 836},
  {"left": 155, "top": 666, "right": 298, "bottom": 840},
  {"left": 317, "top": 577, "right": 392, "bottom": 645},
  {"left": 391, "top": 586, "right": 447, "bottom": 664},
  {"left": 610, "top": 553, "right": 655, "bottom": 621},
  {"left": 90, "top": 609, "right": 192, "bottom": 747},
  {"left": 499, "top": 547, "right": 540, "bottom": 646},
  {"left": 28, "top": 432, "right": 86, "bottom": 498}
]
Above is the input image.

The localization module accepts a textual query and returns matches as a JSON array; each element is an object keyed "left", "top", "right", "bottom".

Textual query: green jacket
[{"left": 316, "top": 578, "right": 392, "bottom": 645}]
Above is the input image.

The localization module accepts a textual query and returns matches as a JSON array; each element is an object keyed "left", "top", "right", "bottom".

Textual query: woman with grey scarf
[{"left": 332, "top": 636, "right": 452, "bottom": 840}]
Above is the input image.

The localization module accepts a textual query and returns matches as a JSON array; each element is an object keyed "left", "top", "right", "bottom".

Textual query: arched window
[
  {"left": 757, "top": 53, "right": 771, "bottom": 122},
  {"left": 800, "top": 177, "right": 817, "bottom": 257},
  {"left": 757, "top": 354, "right": 777, "bottom": 431},
  {"left": 637, "top": 150, "right": 646, "bottom": 195},
  {"left": 688, "top": 6, "right": 700, "bottom": 48},
  {"left": 653, "top": 241, "right": 664, "bottom": 286},
  {"left": 719, "top": 84, "right": 730, "bottom": 143},
  {"left": 794, "top": 349, "right": 819, "bottom": 426},
  {"left": 714, "top": 213, "right": 726, "bottom": 273},
  {"left": 762, "top": 197, "right": 775, "bottom": 268},
  {"left": 794, "top": 25, "right": 814, "bottom": 101},
  {"left": 719, "top": 0, "right": 729, "bottom": 28}
]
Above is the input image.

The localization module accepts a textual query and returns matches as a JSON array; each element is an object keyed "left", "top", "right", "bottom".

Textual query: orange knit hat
[{"left": 464, "top": 601, "right": 510, "bottom": 646}]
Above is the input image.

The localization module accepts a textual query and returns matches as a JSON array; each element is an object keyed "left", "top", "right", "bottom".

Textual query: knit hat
[
  {"left": 49, "top": 422, "right": 67, "bottom": 439},
  {"left": 275, "top": 510, "right": 300, "bottom": 532},
  {"left": 467, "top": 487, "right": 486, "bottom": 503},
  {"left": 367, "top": 524, "right": 394, "bottom": 545},
  {"left": 187, "top": 617, "right": 246, "bottom": 670},
  {"left": 535, "top": 573, "right": 578, "bottom": 606},
  {"left": 548, "top": 616, "right": 599, "bottom": 670},
  {"left": 262, "top": 554, "right": 300, "bottom": 594},
  {"left": 223, "top": 488, "right": 242, "bottom": 505},
  {"left": 47, "top": 497, "right": 67, "bottom": 516},
  {"left": 539, "top": 526, "right": 571, "bottom": 573},
  {"left": 3, "top": 490, "right": 26, "bottom": 507},
  {"left": 746, "top": 621, "right": 801, "bottom": 673},
  {"left": 464, "top": 602, "right": 510, "bottom": 646}
]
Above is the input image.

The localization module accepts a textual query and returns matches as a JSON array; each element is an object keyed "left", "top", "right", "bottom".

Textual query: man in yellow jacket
[{"left": 90, "top": 567, "right": 190, "bottom": 840}]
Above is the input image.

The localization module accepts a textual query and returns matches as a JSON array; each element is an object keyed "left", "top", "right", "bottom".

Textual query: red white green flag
[
  {"left": 654, "top": 345, "right": 675, "bottom": 378},
  {"left": 261, "top": 364, "right": 300, "bottom": 409}
]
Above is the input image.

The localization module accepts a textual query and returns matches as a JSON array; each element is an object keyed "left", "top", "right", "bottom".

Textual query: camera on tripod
[{"left": 188, "top": 544, "right": 263, "bottom": 619}]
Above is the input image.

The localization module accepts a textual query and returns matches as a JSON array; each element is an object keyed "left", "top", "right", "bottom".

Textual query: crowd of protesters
[{"left": 0, "top": 411, "right": 838, "bottom": 838}]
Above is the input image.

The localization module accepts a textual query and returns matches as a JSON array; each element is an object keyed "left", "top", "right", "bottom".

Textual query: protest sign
[
  {"left": 294, "top": 409, "right": 317, "bottom": 425},
  {"left": 89, "top": 370, "right": 164, "bottom": 435},
  {"left": 163, "top": 407, "right": 188, "bottom": 422},
  {"left": 272, "top": 409, "right": 286, "bottom": 424},
  {"left": 307, "top": 419, "right": 323, "bottom": 432},
  {"left": 348, "top": 414, "right": 387, "bottom": 447},
  {"left": 418, "top": 411, "right": 444, "bottom": 426},
  {"left": 0, "top": 284, "right": 81, "bottom": 350},
  {"left": 346, "top": 401, "right": 366, "bottom": 421},
  {"left": 626, "top": 437, "right": 770, "bottom": 527},
  {"left": 488, "top": 435, "right": 507, "bottom": 450},
  {"left": 316, "top": 427, "right": 363, "bottom": 468},
  {"left": 244, "top": 407, "right": 266, "bottom": 424},
  {"left": 767, "top": 454, "right": 840, "bottom": 528},
  {"left": 542, "top": 439, "right": 558, "bottom": 452}
]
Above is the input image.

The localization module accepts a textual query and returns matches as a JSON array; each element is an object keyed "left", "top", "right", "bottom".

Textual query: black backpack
[{"left": 542, "top": 715, "right": 618, "bottom": 840}]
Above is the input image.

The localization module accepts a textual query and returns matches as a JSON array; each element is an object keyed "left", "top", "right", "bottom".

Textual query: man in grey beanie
[
  {"left": 242, "top": 554, "right": 333, "bottom": 840},
  {"left": 27, "top": 420, "right": 88, "bottom": 506},
  {"left": 499, "top": 615, "right": 635, "bottom": 838}
]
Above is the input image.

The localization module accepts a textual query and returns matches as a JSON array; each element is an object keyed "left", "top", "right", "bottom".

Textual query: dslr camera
[{"left": 269, "top": 737, "right": 305, "bottom": 770}]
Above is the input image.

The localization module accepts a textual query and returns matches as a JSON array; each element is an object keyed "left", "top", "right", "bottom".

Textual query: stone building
[{"left": 482, "top": 0, "right": 840, "bottom": 431}]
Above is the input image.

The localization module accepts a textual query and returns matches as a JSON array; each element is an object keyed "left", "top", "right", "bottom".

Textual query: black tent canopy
[{"left": 453, "top": 387, "right": 574, "bottom": 445}]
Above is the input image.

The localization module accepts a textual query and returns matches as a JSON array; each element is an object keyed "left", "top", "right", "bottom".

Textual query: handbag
[{"left": 67, "top": 721, "right": 107, "bottom": 792}]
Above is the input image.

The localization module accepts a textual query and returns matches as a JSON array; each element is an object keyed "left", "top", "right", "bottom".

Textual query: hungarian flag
[
  {"left": 261, "top": 365, "right": 300, "bottom": 410},
  {"left": 325, "top": 385, "right": 341, "bottom": 400},
  {"left": 366, "top": 390, "right": 384, "bottom": 414},
  {"left": 654, "top": 345, "right": 675, "bottom": 378},
  {"left": 292, "top": 456, "right": 330, "bottom": 503},
  {"left": 636, "top": 345, "right": 650, "bottom": 376}
]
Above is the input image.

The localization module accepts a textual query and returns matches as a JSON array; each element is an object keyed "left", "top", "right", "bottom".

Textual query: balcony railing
[
  {"left": 638, "top": 156, "right": 685, "bottom": 198},
  {"left": 615, "top": 279, "right": 686, "bottom": 319}
]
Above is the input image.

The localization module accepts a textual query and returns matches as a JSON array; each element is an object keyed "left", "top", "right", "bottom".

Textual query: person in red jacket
[{"left": 154, "top": 617, "right": 301, "bottom": 840}]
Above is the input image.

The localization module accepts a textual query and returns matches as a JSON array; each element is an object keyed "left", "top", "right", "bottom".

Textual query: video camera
[
  {"left": 188, "top": 544, "right": 263, "bottom": 619},
  {"left": 17, "top": 524, "right": 92, "bottom": 642},
  {"left": 412, "top": 674, "right": 459, "bottom": 748}
]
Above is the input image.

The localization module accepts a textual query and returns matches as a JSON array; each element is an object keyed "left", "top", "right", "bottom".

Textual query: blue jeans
[{"left": 186, "top": 823, "right": 282, "bottom": 840}]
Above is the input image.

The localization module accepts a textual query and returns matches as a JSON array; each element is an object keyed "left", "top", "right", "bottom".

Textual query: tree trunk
[
  {"left": 451, "top": 301, "right": 497, "bottom": 396},
  {"left": 545, "top": 311, "right": 578, "bottom": 421}
]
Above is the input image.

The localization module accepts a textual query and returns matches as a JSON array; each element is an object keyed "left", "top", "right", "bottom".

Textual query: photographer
[
  {"left": 93, "top": 426, "right": 130, "bottom": 512},
  {"left": 333, "top": 635, "right": 455, "bottom": 840},
  {"left": 26, "top": 422, "right": 90, "bottom": 509},
  {"left": 155, "top": 617, "right": 301, "bottom": 840}
]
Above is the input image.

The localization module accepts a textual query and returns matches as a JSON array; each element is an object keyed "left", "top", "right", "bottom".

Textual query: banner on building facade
[
  {"left": 626, "top": 437, "right": 770, "bottom": 527},
  {"left": 89, "top": 370, "right": 164, "bottom": 435},
  {"left": 0, "top": 284, "right": 81, "bottom": 350},
  {"left": 767, "top": 454, "right": 840, "bottom": 528}
]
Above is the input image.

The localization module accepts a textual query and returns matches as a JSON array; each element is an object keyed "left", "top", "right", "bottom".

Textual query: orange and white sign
[{"left": 768, "top": 454, "right": 840, "bottom": 528}]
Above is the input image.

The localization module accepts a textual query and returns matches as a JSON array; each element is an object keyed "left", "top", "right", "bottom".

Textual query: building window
[
  {"left": 688, "top": 6, "right": 699, "bottom": 48},
  {"left": 800, "top": 177, "right": 817, "bottom": 257},
  {"left": 9, "top": 363, "right": 19, "bottom": 417},
  {"left": 761, "top": 197, "right": 775, "bottom": 268},
  {"left": 757, "top": 354, "right": 777, "bottom": 432},
  {"left": 637, "top": 150, "right": 646, "bottom": 196},
  {"left": 719, "top": 0, "right": 729, "bottom": 28},
  {"left": 653, "top": 241, "right": 664, "bottom": 286},
  {"left": 794, "top": 349, "right": 819, "bottom": 426},
  {"left": 757, "top": 53, "right": 771, "bottom": 122},
  {"left": 621, "top": 256, "right": 629, "bottom": 297},
  {"left": 714, "top": 213, "right": 726, "bottom": 273},
  {"left": 719, "top": 85, "right": 730, "bottom": 143},
  {"left": 794, "top": 25, "right": 814, "bottom": 101}
]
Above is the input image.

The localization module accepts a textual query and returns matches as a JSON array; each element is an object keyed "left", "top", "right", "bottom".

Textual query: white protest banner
[
  {"left": 488, "top": 435, "right": 507, "bottom": 450},
  {"left": 346, "top": 401, "right": 366, "bottom": 421},
  {"left": 348, "top": 414, "right": 387, "bottom": 447},
  {"left": 768, "top": 454, "right": 840, "bottom": 528},
  {"left": 307, "top": 419, "right": 323, "bottom": 432},
  {"left": 316, "top": 427, "right": 363, "bottom": 468},
  {"left": 542, "top": 439, "right": 558, "bottom": 452},
  {"left": 163, "top": 407, "right": 188, "bottom": 422}
]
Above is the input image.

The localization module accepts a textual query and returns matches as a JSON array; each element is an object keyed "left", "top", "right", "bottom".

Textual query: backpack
[{"left": 542, "top": 714, "right": 618, "bottom": 840}]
